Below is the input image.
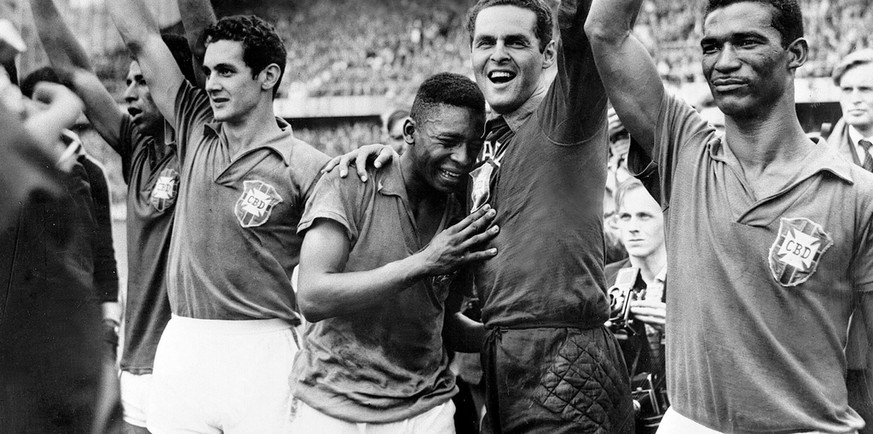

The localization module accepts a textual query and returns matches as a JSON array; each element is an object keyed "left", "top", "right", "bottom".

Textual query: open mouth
[
  {"left": 439, "top": 168, "right": 463, "bottom": 181},
  {"left": 488, "top": 70, "right": 516, "bottom": 84},
  {"left": 127, "top": 107, "right": 142, "bottom": 118}
]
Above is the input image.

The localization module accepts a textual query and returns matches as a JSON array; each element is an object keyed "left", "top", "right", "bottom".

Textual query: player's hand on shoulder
[
  {"left": 322, "top": 143, "right": 396, "bottom": 182},
  {"left": 417, "top": 204, "right": 499, "bottom": 276}
]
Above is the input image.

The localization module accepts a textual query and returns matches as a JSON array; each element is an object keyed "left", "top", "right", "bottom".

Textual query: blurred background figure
[
  {"left": 828, "top": 49, "right": 873, "bottom": 168},
  {"left": 382, "top": 107, "right": 409, "bottom": 154}
]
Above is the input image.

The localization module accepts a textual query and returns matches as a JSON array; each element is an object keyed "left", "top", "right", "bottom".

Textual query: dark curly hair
[
  {"left": 410, "top": 72, "right": 485, "bottom": 124},
  {"left": 465, "top": 0, "right": 553, "bottom": 52},
  {"left": 204, "top": 15, "right": 287, "bottom": 97},
  {"left": 704, "top": 0, "right": 804, "bottom": 48}
]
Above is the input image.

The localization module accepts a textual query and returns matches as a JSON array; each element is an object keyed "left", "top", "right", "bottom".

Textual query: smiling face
[
  {"left": 839, "top": 63, "right": 873, "bottom": 136},
  {"left": 203, "top": 39, "right": 265, "bottom": 124},
  {"left": 617, "top": 187, "right": 665, "bottom": 260},
  {"left": 123, "top": 61, "right": 163, "bottom": 136},
  {"left": 407, "top": 104, "right": 485, "bottom": 193},
  {"left": 700, "top": 2, "right": 794, "bottom": 119},
  {"left": 470, "top": 5, "right": 553, "bottom": 115}
]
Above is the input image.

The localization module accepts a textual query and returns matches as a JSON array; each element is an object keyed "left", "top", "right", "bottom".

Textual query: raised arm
[
  {"left": 106, "top": 0, "right": 183, "bottom": 126},
  {"left": 29, "top": 0, "right": 125, "bottom": 150},
  {"left": 297, "top": 205, "right": 498, "bottom": 323},
  {"left": 585, "top": 0, "right": 664, "bottom": 154},
  {"left": 177, "top": 0, "right": 215, "bottom": 88}
]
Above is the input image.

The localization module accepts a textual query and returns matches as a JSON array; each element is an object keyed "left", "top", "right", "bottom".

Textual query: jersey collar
[
  {"left": 707, "top": 134, "right": 855, "bottom": 186},
  {"left": 490, "top": 85, "right": 548, "bottom": 133},
  {"left": 203, "top": 116, "right": 295, "bottom": 166}
]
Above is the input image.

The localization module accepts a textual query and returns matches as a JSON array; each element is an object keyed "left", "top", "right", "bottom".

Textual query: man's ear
[
  {"left": 403, "top": 118, "right": 416, "bottom": 144},
  {"left": 259, "top": 63, "right": 282, "bottom": 92},
  {"left": 786, "top": 37, "right": 808, "bottom": 71},
  {"left": 541, "top": 39, "right": 557, "bottom": 69}
]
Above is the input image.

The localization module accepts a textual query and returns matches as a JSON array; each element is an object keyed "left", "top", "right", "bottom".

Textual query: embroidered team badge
[
  {"left": 149, "top": 168, "right": 179, "bottom": 212},
  {"left": 768, "top": 217, "right": 833, "bottom": 287},
  {"left": 470, "top": 162, "right": 495, "bottom": 211},
  {"left": 234, "top": 180, "right": 284, "bottom": 228}
]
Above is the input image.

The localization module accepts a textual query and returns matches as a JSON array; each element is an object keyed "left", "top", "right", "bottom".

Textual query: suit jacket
[{"left": 827, "top": 118, "right": 863, "bottom": 167}]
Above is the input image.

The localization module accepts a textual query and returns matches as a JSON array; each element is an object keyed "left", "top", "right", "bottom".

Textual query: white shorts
[
  {"left": 657, "top": 407, "right": 858, "bottom": 434},
  {"left": 120, "top": 371, "right": 153, "bottom": 428},
  {"left": 147, "top": 315, "right": 298, "bottom": 434},
  {"left": 291, "top": 400, "right": 455, "bottom": 434}
]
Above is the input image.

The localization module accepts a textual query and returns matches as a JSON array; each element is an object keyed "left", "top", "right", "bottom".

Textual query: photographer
[{"left": 605, "top": 177, "right": 667, "bottom": 432}]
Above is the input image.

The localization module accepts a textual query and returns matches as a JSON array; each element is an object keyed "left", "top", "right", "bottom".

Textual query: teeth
[
  {"left": 441, "top": 170, "right": 460, "bottom": 179},
  {"left": 490, "top": 71, "right": 512, "bottom": 79}
]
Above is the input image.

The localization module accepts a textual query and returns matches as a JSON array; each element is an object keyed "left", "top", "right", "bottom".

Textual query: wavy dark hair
[{"left": 204, "top": 15, "right": 287, "bottom": 97}]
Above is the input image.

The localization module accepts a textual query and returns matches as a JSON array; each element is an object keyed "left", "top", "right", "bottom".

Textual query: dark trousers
[{"left": 481, "top": 326, "right": 635, "bottom": 434}]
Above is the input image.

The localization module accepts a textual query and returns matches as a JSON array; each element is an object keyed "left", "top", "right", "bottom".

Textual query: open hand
[
  {"left": 322, "top": 143, "right": 396, "bottom": 182},
  {"left": 417, "top": 204, "right": 499, "bottom": 275}
]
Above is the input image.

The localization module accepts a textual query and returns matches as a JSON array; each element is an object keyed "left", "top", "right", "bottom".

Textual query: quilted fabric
[
  {"left": 482, "top": 327, "right": 634, "bottom": 434},
  {"left": 536, "top": 332, "right": 632, "bottom": 433}
]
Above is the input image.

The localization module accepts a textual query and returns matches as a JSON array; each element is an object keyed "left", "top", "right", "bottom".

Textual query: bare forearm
[
  {"left": 299, "top": 253, "right": 432, "bottom": 322},
  {"left": 178, "top": 0, "right": 215, "bottom": 87},
  {"left": 586, "top": 0, "right": 641, "bottom": 44},
  {"left": 69, "top": 71, "right": 124, "bottom": 150},
  {"left": 585, "top": 0, "right": 663, "bottom": 153},
  {"left": 106, "top": 0, "right": 161, "bottom": 55},
  {"left": 106, "top": 0, "right": 182, "bottom": 125},
  {"left": 29, "top": 0, "right": 93, "bottom": 71}
]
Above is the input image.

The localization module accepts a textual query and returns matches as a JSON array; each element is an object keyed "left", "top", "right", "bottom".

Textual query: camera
[{"left": 607, "top": 267, "right": 647, "bottom": 332}]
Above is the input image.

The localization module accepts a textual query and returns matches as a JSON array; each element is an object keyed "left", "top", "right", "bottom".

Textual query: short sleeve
[
  {"left": 538, "top": 0, "right": 607, "bottom": 145},
  {"left": 297, "top": 170, "right": 369, "bottom": 244},
  {"left": 117, "top": 115, "right": 153, "bottom": 184},
  {"left": 172, "top": 80, "right": 214, "bottom": 162},
  {"left": 627, "top": 92, "right": 714, "bottom": 208}
]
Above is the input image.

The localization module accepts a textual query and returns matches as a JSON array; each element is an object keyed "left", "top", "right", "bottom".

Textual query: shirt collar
[
  {"left": 203, "top": 116, "right": 295, "bottom": 166},
  {"left": 707, "top": 134, "right": 855, "bottom": 185},
  {"left": 655, "top": 266, "right": 667, "bottom": 284},
  {"left": 489, "top": 85, "right": 548, "bottom": 133},
  {"left": 848, "top": 125, "right": 872, "bottom": 145}
]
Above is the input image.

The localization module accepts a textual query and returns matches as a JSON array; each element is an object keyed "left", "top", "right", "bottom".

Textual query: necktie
[{"left": 860, "top": 139, "right": 873, "bottom": 172}]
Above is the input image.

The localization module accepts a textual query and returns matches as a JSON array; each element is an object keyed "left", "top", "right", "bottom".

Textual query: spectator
[
  {"left": 605, "top": 177, "right": 668, "bottom": 433},
  {"left": 383, "top": 108, "right": 410, "bottom": 154}
]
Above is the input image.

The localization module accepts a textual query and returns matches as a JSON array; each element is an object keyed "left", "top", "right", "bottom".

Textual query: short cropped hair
[
  {"left": 385, "top": 109, "right": 410, "bottom": 131},
  {"left": 19, "top": 66, "right": 61, "bottom": 99},
  {"left": 704, "top": 0, "right": 804, "bottom": 48},
  {"left": 831, "top": 49, "right": 873, "bottom": 86},
  {"left": 410, "top": 73, "right": 486, "bottom": 124},
  {"left": 161, "top": 34, "right": 198, "bottom": 86},
  {"left": 466, "top": 0, "right": 553, "bottom": 52},
  {"left": 204, "top": 15, "right": 287, "bottom": 97},
  {"left": 614, "top": 177, "right": 646, "bottom": 213}
]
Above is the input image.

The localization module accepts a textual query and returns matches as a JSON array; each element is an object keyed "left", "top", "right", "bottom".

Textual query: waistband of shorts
[
  {"left": 169, "top": 314, "right": 294, "bottom": 335},
  {"left": 485, "top": 321, "right": 606, "bottom": 331}
]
